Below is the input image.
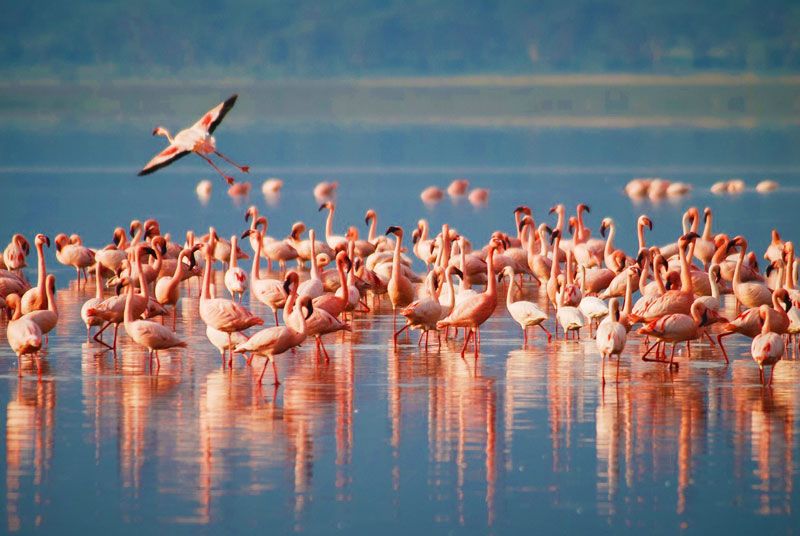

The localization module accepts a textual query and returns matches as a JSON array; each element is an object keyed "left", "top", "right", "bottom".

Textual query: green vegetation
[{"left": 3, "top": 0, "right": 800, "bottom": 80}]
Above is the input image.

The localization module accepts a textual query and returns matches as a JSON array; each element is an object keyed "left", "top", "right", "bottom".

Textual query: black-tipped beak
[
  {"left": 364, "top": 215, "right": 370, "bottom": 225},
  {"left": 151, "top": 128, "right": 158, "bottom": 136},
  {"left": 784, "top": 294, "right": 792, "bottom": 312},
  {"left": 241, "top": 229, "right": 253, "bottom": 239},
  {"left": 636, "top": 251, "right": 646, "bottom": 266},
  {"left": 115, "top": 282, "right": 124, "bottom": 296},
  {"left": 188, "top": 253, "right": 197, "bottom": 271},
  {"left": 452, "top": 267, "right": 463, "bottom": 279},
  {"left": 581, "top": 204, "right": 591, "bottom": 213},
  {"left": 304, "top": 301, "right": 314, "bottom": 320},
  {"left": 144, "top": 227, "right": 153, "bottom": 240},
  {"left": 412, "top": 230, "right": 420, "bottom": 244},
  {"left": 160, "top": 241, "right": 167, "bottom": 255},
  {"left": 645, "top": 218, "right": 653, "bottom": 231},
  {"left": 113, "top": 233, "right": 121, "bottom": 247},
  {"left": 318, "top": 204, "right": 326, "bottom": 212},
  {"left": 283, "top": 277, "right": 292, "bottom": 295},
  {"left": 766, "top": 263, "right": 775, "bottom": 277},
  {"left": 700, "top": 309, "right": 708, "bottom": 327},
  {"left": 568, "top": 221, "right": 575, "bottom": 235},
  {"left": 514, "top": 205, "right": 525, "bottom": 214},
  {"left": 144, "top": 247, "right": 156, "bottom": 258},
  {"left": 518, "top": 219, "right": 526, "bottom": 232},
  {"left": 548, "top": 206, "right": 556, "bottom": 215},
  {"left": 550, "top": 229, "right": 560, "bottom": 245},
  {"left": 129, "top": 225, "right": 136, "bottom": 238},
  {"left": 682, "top": 232, "right": 700, "bottom": 241},
  {"left": 44, "top": 236, "right": 50, "bottom": 248},
  {"left": 600, "top": 224, "right": 607, "bottom": 238},
  {"left": 385, "top": 226, "right": 400, "bottom": 236}
]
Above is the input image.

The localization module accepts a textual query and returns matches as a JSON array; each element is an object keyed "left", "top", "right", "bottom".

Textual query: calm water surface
[{"left": 1, "top": 122, "right": 800, "bottom": 534}]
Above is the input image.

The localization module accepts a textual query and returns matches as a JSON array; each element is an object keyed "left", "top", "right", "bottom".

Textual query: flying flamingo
[
  {"left": 437, "top": 239, "right": 501, "bottom": 357},
  {"left": 596, "top": 298, "right": 627, "bottom": 384},
  {"left": 751, "top": 304, "right": 784, "bottom": 386},
  {"left": 199, "top": 243, "right": 263, "bottom": 367},
  {"left": 138, "top": 94, "right": 248, "bottom": 185},
  {"left": 20, "top": 234, "right": 50, "bottom": 314},
  {"left": 235, "top": 294, "right": 312, "bottom": 385},
  {"left": 5, "top": 294, "right": 43, "bottom": 376}
]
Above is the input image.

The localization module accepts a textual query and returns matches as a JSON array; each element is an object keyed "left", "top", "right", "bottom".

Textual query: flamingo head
[
  {"left": 283, "top": 271, "right": 299, "bottom": 295},
  {"left": 665, "top": 271, "right": 681, "bottom": 291},
  {"left": 550, "top": 229, "right": 561, "bottom": 245},
  {"left": 568, "top": 217, "right": 577, "bottom": 236},
  {"left": 635, "top": 248, "right": 649, "bottom": 267},
  {"left": 385, "top": 226, "right": 402, "bottom": 237},
  {"left": 411, "top": 229, "right": 420, "bottom": 244},
  {"left": 680, "top": 232, "right": 700, "bottom": 244},
  {"left": 245, "top": 206, "right": 258, "bottom": 222},
  {"left": 450, "top": 266, "right": 464, "bottom": 280},
  {"left": 151, "top": 236, "right": 167, "bottom": 256},
  {"left": 152, "top": 126, "right": 170, "bottom": 137},
  {"left": 638, "top": 215, "right": 653, "bottom": 231},
  {"left": 704, "top": 207, "right": 712, "bottom": 221},
  {"left": 783, "top": 241, "right": 795, "bottom": 259},
  {"left": 364, "top": 209, "right": 376, "bottom": 225},
  {"left": 514, "top": 205, "right": 532, "bottom": 216},
  {"left": 299, "top": 296, "right": 314, "bottom": 320},
  {"left": 548, "top": 204, "right": 563, "bottom": 216},
  {"left": 318, "top": 201, "right": 334, "bottom": 212},
  {"left": 35, "top": 234, "right": 50, "bottom": 248},
  {"left": 710, "top": 264, "right": 722, "bottom": 283},
  {"left": 53, "top": 233, "right": 69, "bottom": 253}
]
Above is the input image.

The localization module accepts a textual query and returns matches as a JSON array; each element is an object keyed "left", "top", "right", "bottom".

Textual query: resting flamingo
[
  {"left": 5, "top": 294, "right": 43, "bottom": 375},
  {"left": 3, "top": 234, "right": 29, "bottom": 270},
  {"left": 138, "top": 94, "right": 248, "bottom": 184},
  {"left": 122, "top": 277, "right": 186, "bottom": 367}
]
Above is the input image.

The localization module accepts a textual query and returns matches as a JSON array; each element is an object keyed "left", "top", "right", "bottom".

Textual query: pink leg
[
  {"left": 214, "top": 150, "right": 249, "bottom": 173},
  {"left": 539, "top": 324, "right": 552, "bottom": 343},
  {"left": 460, "top": 329, "right": 474, "bottom": 358},
  {"left": 197, "top": 153, "right": 235, "bottom": 184}
]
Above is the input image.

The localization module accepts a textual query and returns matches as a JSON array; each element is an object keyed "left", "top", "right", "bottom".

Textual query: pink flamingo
[
  {"left": 199, "top": 243, "right": 264, "bottom": 367},
  {"left": 319, "top": 201, "right": 348, "bottom": 250},
  {"left": 731, "top": 236, "right": 772, "bottom": 309},
  {"left": 3, "top": 234, "right": 29, "bottom": 270},
  {"left": 638, "top": 301, "right": 720, "bottom": 367},
  {"left": 421, "top": 186, "right": 445, "bottom": 203},
  {"left": 243, "top": 229, "right": 290, "bottom": 325},
  {"left": 468, "top": 188, "right": 489, "bottom": 205},
  {"left": 716, "top": 288, "right": 791, "bottom": 362},
  {"left": 54, "top": 233, "right": 95, "bottom": 286},
  {"left": 5, "top": 294, "right": 43, "bottom": 375},
  {"left": 138, "top": 94, "right": 248, "bottom": 185},
  {"left": 23, "top": 274, "right": 58, "bottom": 344},
  {"left": 398, "top": 267, "right": 443, "bottom": 350},
  {"left": 751, "top": 304, "right": 783, "bottom": 386},
  {"left": 447, "top": 179, "right": 469, "bottom": 197},
  {"left": 81, "top": 262, "right": 106, "bottom": 342},
  {"left": 224, "top": 235, "right": 248, "bottom": 302},
  {"left": 155, "top": 246, "right": 199, "bottom": 328},
  {"left": 437, "top": 239, "right": 501, "bottom": 357},
  {"left": 122, "top": 277, "right": 186, "bottom": 368},
  {"left": 235, "top": 295, "right": 312, "bottom": 385},
  {"left": 596, "top": 298, "right": 627, "bottom": 384},
  {"left": 313, "top": 251, "right": 352, "bottom": 319},
  {"left": 20, "top": 234, "right": 50, "bottom": 314},
  {"left": 385, "top": 226, "right": 415, "bottom": 340}
]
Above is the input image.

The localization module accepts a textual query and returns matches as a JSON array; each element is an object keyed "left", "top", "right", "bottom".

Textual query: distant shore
[{"left": 2, "top": 73, "right": 800, "bottom": 129}]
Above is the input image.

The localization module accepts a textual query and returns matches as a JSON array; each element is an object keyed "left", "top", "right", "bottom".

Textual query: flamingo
[
  {"left": 437, "top": 239, "right": 501, "bottom": 357},
  {"left": 122, "top": 277, "right": 186, "bottom": 367},
  {"left": 304, "top": 287, "right": 352, "bottom": 362},
  {"left": 555, "top": 276, "right": 586, "bottom": 339},
  {"left": 207, "top": 326, "right": 251, "bottom": 366},
  {"left": 319, "top": 201, "right": 348, "bottom": 250},
  {"left": 313, "top": 181, "right": 338, "bottom": 200},
  {"left": 578, "top": 265, "right": 609, "bottom": 334},
  {"left": 731, "top": 236, "right": 772, "bottom": 309},
  {"left": 3, "top": 234, "right": 29, "bottom": 270},
  {"left": 262, "top": 178, "right": 283, "bottom": 194},
  {"left": 447, "top": 179, "right": 469, "bottom": 197},
  {"left": 54, "top": 233, "right": 95, "bottom": 286},
  {"left": 385, "top": 226, "right": 415, "bottom": 340},
  {"left": 81, "top": 262, "right": 106, "bottom": 342},
  {"left": 23, "top": 274, "right": 58, "bottom": 344},
  {"left": 468, "top": 188, "right": 489, "bottom": 205},
  {"left": 397, "top": 268, "right": 443, "bottom": 350},
  {"left": 596, "top": 298, "right": 627, "bottom": 384},
  {"left": 502, "top": 266, "right": 550, "bottom": 343},
  {"left": 155, "top": 246, "right": 199, "bottom": 328},
  {"left": 764, "top": 230, "right": 784, "bottom": 262},
  {"left": 138, "top": 94, "right": 248, "bottom": 185},
  {"left": 751, "top": 304, "right": 784, "bottom": 386},
  {"left": 235, "top": 295, "right": 312, "bottom": 385},
  {"left": 244, "top": 229, "right": 290, "bottom": 325},
  {"left": 420, "top": 186, "right": 445, "bottom": 203},
  {"left": 20, "top": 234, "right": 50, "bottom": 314},
  {"left": 5, "top": 294, "right": 43, "bottom": 375},
  {"left": 199, "top": 243, "right": 264, "bottom": 367},
  {"left": 313, "top": 251, "right": 352, "bottom": 319},
  {"left": 638, "top": 301, "right": 719, "bottom": 367},
  {"left": 224, "top": 235, "right": 248, "bottom": 302},
  {"left": 716, "top": 288, "right": 791, "bottom": 362}
]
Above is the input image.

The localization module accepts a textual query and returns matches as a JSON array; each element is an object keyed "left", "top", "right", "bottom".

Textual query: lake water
[{"left": 1, "top": 102, "right": 800, "bottom": 533}]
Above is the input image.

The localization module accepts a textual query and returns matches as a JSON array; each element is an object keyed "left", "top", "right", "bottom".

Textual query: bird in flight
[{"left": 138, "top": 94, "right": 248, "bottom": 184}]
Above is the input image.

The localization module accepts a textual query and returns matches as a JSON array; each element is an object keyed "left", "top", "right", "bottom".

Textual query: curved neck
[
  {"left": 763, "top": 309, "right": 773, "bottom": 333},
  {"left": 337, "top": 257, "right": 348, "bottom": 298},
  {"left": 579, "top": 264, "right": 586, "bottom": 295},
  {"left": 709, "top": 269, "right": 720, "bottom": 299},
  {"left": 130, "top": 225, "right": 142, "bottom": 246},
  {"left": 555, "top": 208, "right": 564, "bottom": 233},
  {"left": 229, "top": 237, "right": 238, "bottom": 268},
  {"left": 135, "top": 251, "right": 150, "bottom": 299},
  {"left": 485, "top": 247, "right": 497, "bottom": 297},
  {"left": 604, "top": 222, "right": 615, "bottom": 258},
  {"left": 201, "top": 249, "right": 212, "bottom": 301},
  {"left": 11, "top": 300, "right": 22, "bottom": 321},
  {"left": 702, "top": 212, "right": 713, "bottom": 240},
  {"left": 623, "top": 272, "right": 634, "bottom": 315},
  {"left": 46, "top": 279, "right": 57, "bottom": 315},
  {"left": 637, "top": 221, "right": 646, "bottom": 250},
  {"left": 734, "top": 243, "right": 746, "bottom": 287},
  {"left": 169, "top": 251, "right": 190, "bottom": 293},
  {"left": 446, "top": 268, "right": 456, "bottom": 309},
  {"left": 367, "top": 215, "right": 377, "bottom": 243},
  {"left": 124, "top": 284, "right": 135, "bottom": 325},
  {"left": 550, "top": 236, "right": 561, "bottom": 279},
  {"left": 251, "top": 232, "right": 262, "bottom": 281},
  {"left": 392, "top": 231, "right": 403, "bottom": 280},
  {"left": 654, "top": 259, "right": 666, "bottom": 294},
  {"left": 459, "top": 240, "right": 471, "bottom": 290}
]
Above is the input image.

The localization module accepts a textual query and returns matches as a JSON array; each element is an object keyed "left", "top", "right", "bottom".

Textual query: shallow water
[{"left": 1, "top": 122, "right": 800, "bottom": 534}]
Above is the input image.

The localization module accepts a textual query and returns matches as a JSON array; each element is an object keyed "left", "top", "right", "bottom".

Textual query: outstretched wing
[
  {"left": 191, "top": 94, "right": 238, "bottom": 135},
  {"left": 138, "top": 144, "right": 191, "bottom": 176}
]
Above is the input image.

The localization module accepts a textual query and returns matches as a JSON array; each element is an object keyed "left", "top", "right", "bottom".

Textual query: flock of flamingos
[
  {"left": 1, "top": 94, "right": 794, "bottom": 388},
  {"left": 0, "top": 199, "right": 796, "bottom": 387}
]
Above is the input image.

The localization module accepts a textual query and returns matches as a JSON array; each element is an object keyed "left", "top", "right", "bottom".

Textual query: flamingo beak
[
  {"left": 682, "top": 232, "right": 700, "bottom": 241},
  {"left": 151, "top": 128, "right": 158, "bottom": 136},
  {"left": 241, "top": 230, "right": 253, "bottom": 239},
  {"left": 581, "top": 204, "right": 591, "bottom": 213},
  {"left": 600, "top": 223, "right": 607, "bottom": 237},
  {"left": 385, "top": 226, "right": 400, "bottom": 236},
  {"left": 283, "top": 277, "right": 292, "bottom": 295},
  {"left": 304, "top": 300, "right": 314, "bottom": 320},
  {"left": 187, "top": 253, "right": 197, "bottom": 271},
  {"left": 636, "top": 251, "right": 646, "bottom": 266},
  {"left": 318, "top": 204, "right": 327, "bottom": 212},
  {"left": 645, "top": 218, "right": 653, "bottom": 231},
  {"left": 44, "top": 236, "right": 50, "bottom": 248},
  {"left": 452, "top": 267, "right": 463, "bottom": 279},
  {"left": 129, "top": 224, "right": 136, "bottom": 238},
  {"left": 548, "top": 206, "right": 556, "bottom": 215},
  {"left": 143, "top": 247, "right": 156, "bottom": 258},
  {"left": 784, "top": 293, "right": 792, "bottom": 312},
  {"left": 550, "top": 230, "right": 560, "bottom": 245},
  {"left": 701, "top": 309, "right": 708, "bottom": 327}
]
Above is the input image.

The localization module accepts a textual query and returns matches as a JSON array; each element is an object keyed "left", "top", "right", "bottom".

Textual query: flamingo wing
[
  {"left": 191, "top": 94, "right": 238, "bottom": 135},
  {"left": 138, "top": 143, "right": 191, "bottom": 176}
]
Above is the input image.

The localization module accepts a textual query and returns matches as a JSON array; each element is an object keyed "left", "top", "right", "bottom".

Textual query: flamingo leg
[
  {"left": 716, "top": 332, "right": 732, "bottom": 363},
  {"left": 615, "top": 351, "right": 621, "bottom": 382},
  {"left": 197, "top": 153, "right": 235, "bottom": 184},
  {"left": 759, "top": 366, "right": 765, "bottom": 385},
  {"left": 703, "top": 331, "right": 715, "bottom": 346},
  {"left": 319, "top": 337, "right": 331, "bottom": 361},
  {"left": 601, "top": 354, "right": 606, "bottom": 385},
  {"left": 272, "top": 359, "right": 280, "bottom": 385},
  {"left": 227, "top": 333, "right": 233, "bottom": 368},
  {"left": 768, "top": 364, "right": 776, "bottom": 386},
  {"left": 539, "top": 324, "right": 553, "bottom": 343},
  {"left": 93, "top": 321, "right": 114, "bottom": 349},
  {"left": 417, "top": 331, "right": 424, "bottom": 346},
  {"left": 258, "top": 356, "right": 269, "bottom": 384},
  {"left": 523, "top": 327, "right": 528, "bottom": 343},
  {"left": 213, "top": 150, "right": 249, "bottom": 173},
  {"left": 393, "top": 324, "right": 408, "bottom": 346},
  {"left": 642, "top": 340, "right": 661, "bottom": 361},
  {"left": 16, "top": 355, "right": 21, "bottom": 377},
  {"left": 460, "top": 329, "right": 474, "bottom": 358}
]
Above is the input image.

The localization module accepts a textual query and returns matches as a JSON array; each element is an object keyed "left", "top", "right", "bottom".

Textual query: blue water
[{"left": 1, "top": 120, "right": 800, "bottom": 534}]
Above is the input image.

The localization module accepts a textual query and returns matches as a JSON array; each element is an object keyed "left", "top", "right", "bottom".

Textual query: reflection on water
[{"left": 1, "top": 271, "right": 800, "bottom": 532}]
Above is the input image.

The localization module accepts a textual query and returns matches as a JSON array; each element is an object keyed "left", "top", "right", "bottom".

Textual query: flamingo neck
[
  {"left": 367, "top": 215, "right": 377, "bottom": 243},
  {"left": 637, "top": 222, "right": 646, "bottom": 250},
  {"left": 459, "top": 240, "right": 471, "bottom": 291},
  {"left": 734, "top": 243, "right": 746, "bottom": 288},
  {"left": 678, "top": 242, "right": 693, "bottom": 294},
  {"left": 251, "top": 232, "right": 262, "bottom": 281},
  {"left": 653, "top": 259, "right": 666, "bottom": 294},
  {"left": 762, "top": 308, "right": 773, "bottom": 333},
  {"left": 46, "top": 279, "right": 57, "bottom": 315},
  {"left": 94, "top": 263, "right": 103, "bottom": 300},
  {"left": 392, "top": 231, "right": 403, "bottom": 279},
  {"left": 135, "top": 250, "right": 150, "bottom": 300},
  {"left": 486, "top": 247, "right": 497, "bottom": 298},
  {"left": 604, "top": 222, "right": 615, "bottom": 258},
  {"left": 445, "top": 268, "right": 456, "bottom": 310},
  {"left": 623, "top": 272, "right": 634, "bottom": 316},
  {"left": 702, "top": 213, "right": 713, "bottom": 240},
  {"left": 169, "top": 251, "right": 189, "bottom": 292},
  {"left": 338, "top": 258, "right": 348, "bottom": 300},
  {"left": 201, "top": 251, "right": 212, "bottom": 301},
  {"left": 124, "top": 283, "right": 135, "bottom": 325},
  {"left": 229, "top": 237, "right": 238, "bottom": 269},
  {"left": 309, "top": 231, "right": 319, "bottom": 280},
  {"left": 550, "top": 237, "right": 561, "bottom": 279},
  {"left": 11, "top": 300, "right": 22, "bottom": 321},
  {"left": 579, "top": 264, "right": 586, "bottom": 296},
  {"left": 709, "top": 269, "right": 720, "bottom": 299},
  {"left": 505, "top": 268, "right": 516, "bottom": 309},
  {"left": 325, "top": 207, "right": 335, "bottom": 244},
  {"left": 36, "top": 242, "right": 47, "bottom": 293}
]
